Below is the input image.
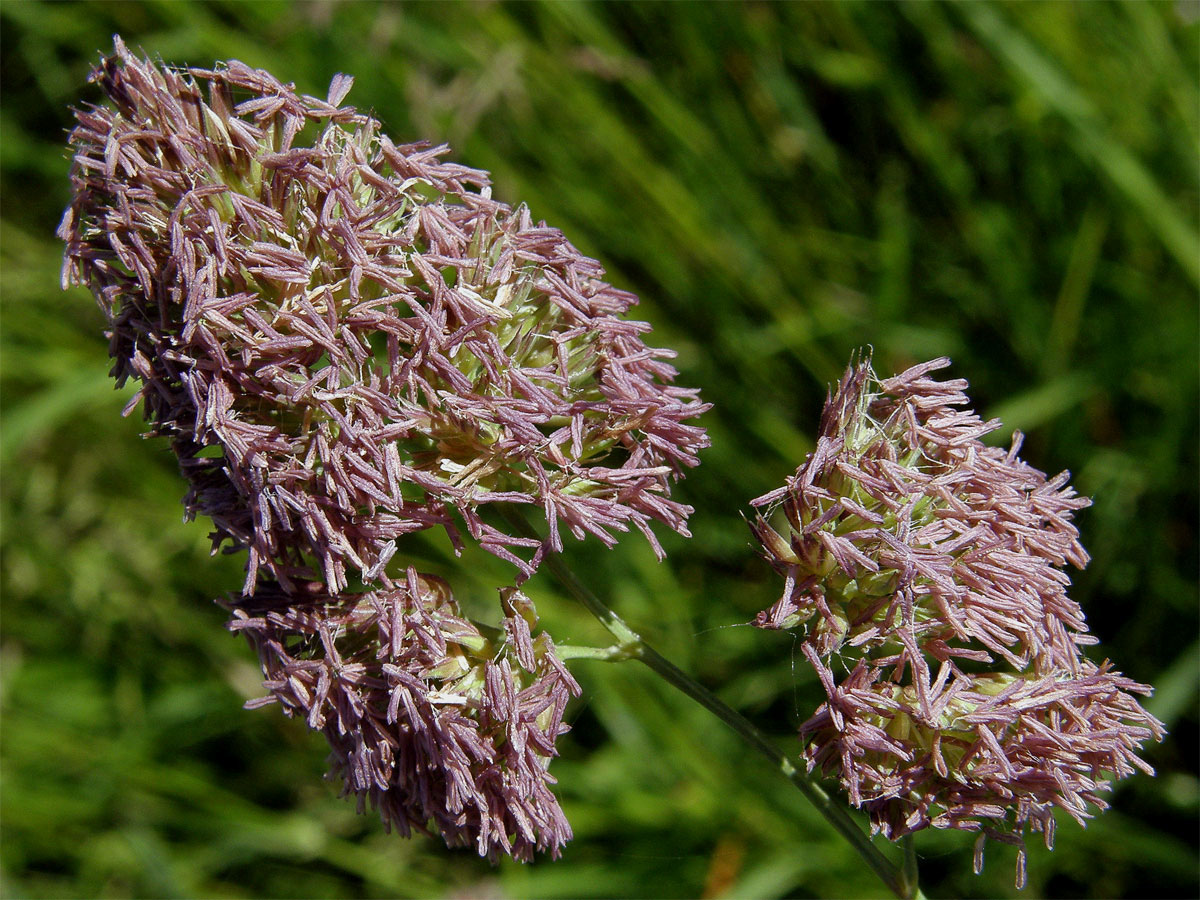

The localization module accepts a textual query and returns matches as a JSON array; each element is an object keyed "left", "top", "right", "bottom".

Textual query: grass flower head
[
  {"left": 229, "top": 569, "right": 580, "bottom": 861},
  {"left": 60, "top": 38, "right": 708, "bottom": 594},
  {"left": 751, "top": 356, "right": 1165, "bottom": 885}
]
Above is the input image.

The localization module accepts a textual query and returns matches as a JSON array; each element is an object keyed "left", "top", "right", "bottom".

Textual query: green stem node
[{"left": 498, "top": 507, "right": 922, "bottom": 899}]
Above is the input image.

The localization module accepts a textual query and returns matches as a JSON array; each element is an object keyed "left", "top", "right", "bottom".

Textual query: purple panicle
[
  {"left": 227, "top": 569, "right": 581, "bottom": 862},
  {"left": 59, "top": 37, "right": 685, "bottom": 863},
  {"left": 60, "top": 37, "right": 708, "bottom": 594},
  {"left": 750, "top": 356, "right": 1164, "bottom": 887}
]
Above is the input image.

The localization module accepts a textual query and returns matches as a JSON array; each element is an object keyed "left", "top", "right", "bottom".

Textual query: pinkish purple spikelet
[
  {"left": 60, "top": 37, "right": 708, "bottom": 595},
  {"left": 228, "top": 570, "right": 580, "bottom": 861},
  {"left": 750, "top": 356, "right": 1164, "bottom": 887}
]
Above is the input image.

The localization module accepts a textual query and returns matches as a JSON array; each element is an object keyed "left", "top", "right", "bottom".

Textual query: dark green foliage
[{"left": 2, "top": 2, "right": 1195, "bottom": 897}]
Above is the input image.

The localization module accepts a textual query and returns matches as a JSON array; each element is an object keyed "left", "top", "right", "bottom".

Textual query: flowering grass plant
[{"left": 59, "top": 38, "right": 1165, "bottom": 897}]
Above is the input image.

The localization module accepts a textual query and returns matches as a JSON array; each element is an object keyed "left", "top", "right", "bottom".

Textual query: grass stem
[{"left": 500, "top": 508, "right": 922, "bottom": 899}]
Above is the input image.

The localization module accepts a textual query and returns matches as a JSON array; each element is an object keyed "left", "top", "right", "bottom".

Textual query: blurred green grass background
[{"left": 1, "top": 1, "right": 1196, "bottom": 897}]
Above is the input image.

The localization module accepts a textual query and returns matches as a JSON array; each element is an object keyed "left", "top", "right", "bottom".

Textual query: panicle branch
[
  {"left": 750, "top": 356, "right": 1164, "bottom": 887},
  {"left": 228, "top": 570, "right": 580, "bottom": 861}
]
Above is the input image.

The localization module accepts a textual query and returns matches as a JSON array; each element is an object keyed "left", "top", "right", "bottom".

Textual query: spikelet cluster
[
  {"left": 58, "top": 38, "right": 705, "bottom": 860},
  {"left": 229, "top": 571, "right": 580, "bottom": 861},
  {"left": 750, "top": 357, "right": 1164, "bottom": 886},
  {"left": 59, "top": 38, "right": 708, "bottom": 596}
]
